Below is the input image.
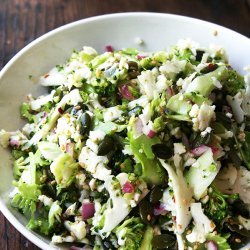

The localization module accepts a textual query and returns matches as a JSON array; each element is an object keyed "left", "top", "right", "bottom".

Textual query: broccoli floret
[
  {"left": 221, "top": 68, "right": 245, "bottom": 96},
  {"left": 20, "top": 103, "right": 35, "bottom": 123},
  {"left": 114, "top": 217, "right": 146, "bottom": 250},
  {"left": 11, "top": 182, "right": 41, "bottom": 216},
  {"left": 48, "top": 201, "right": 62, "bottom": 227},
  {"left": 206, "top": 233, "right": 231, "bottom": 250},
  {"left": 13, "top": 156, "right": 29, "bottom": 179},
  {"left": 12, "top": 149, "right": 27, "bottom": 160},
  {"left": 205, "top": 185, "right": 239, "bottom": 224},
  {"left": 128, "top": 118, "right": 166, "bottom": 184},
  {"left": 139, "top": 226, "right": 153, "bottom": 250},
  {"left": 50, "top": 153, "right": 79, "bottom": 188},
  {"left": 27, "top": 217, "right": 52, "bottom": 236}
]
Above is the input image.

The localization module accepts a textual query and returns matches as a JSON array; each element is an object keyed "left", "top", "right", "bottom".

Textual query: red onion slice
[
  {"left": 122, "top": 181, "right": 135, "bottom": 193},
  {"left": 105, "top": 45, "right": 114, "bottom": 52},
  {"left": 66, "top": 142, "right": 74, "bottom": 157},
  {"left": 9, "top": 138, "right": 20, "bottom": 147},
  {"left": 136, "top": 54, "right": 147, "bottom": 60},
  {"left": 191, "top": 145, "right": 209, "bottom": 156},
  {"left": 118, "top": 84, "right": 135, "bottom": 100},
  {"left": 82, "top": 202, "right": 95, "bottom": 220},
  {"left": 153, "top": 203, "right": 167, "bottom": 216},
  {"left": 147, "top": 130, "right": 156, "bottom": 138},
  {"left": 207, "top": 240, "right": 218, "bottom": 250}
]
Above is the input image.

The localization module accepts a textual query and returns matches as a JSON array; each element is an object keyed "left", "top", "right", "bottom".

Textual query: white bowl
[{"left": 0, "top": 12, "right": 249, "bottom": 250}]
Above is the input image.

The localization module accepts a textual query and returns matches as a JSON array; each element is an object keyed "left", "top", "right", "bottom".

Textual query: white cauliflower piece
[{"left": 186, "top": 203, "right": 215, "bottom": 243}]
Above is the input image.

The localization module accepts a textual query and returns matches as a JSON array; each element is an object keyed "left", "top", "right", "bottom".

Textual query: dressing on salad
[{"left": 1, "top": 40, "right": 250, "bottom": 250}]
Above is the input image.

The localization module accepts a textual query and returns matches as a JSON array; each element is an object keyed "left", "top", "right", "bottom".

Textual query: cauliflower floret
[
  {"left": 103, "top": 106, "right": 123, "bottom": 122},
  {"left": 226, "top": 92, "right": 244, "bottom": 123},
  {"left": 174, "top": 143, "right": 186, "bottom": 155},
  {"left": 38, "top": 195, "right": 53, "bottom": 207},
  {"left": 64, "top": 221, "right": 87, "bottom": 240},
  {"left": 137, "top": 70, "right": 156, "bottom": 100},
  {"left": 186, "top": 203, "right": 215, "bottom": 243},
  {"left": 192, "top": 103, "right": 215, "bottom": 131}
]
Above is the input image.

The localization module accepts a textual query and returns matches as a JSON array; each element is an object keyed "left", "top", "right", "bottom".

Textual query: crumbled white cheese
[
  {"left": 52, "top": 235, "right": 74, "bottom": 243},
  {"left": 225, "top": 112, "right": 233, "bottom": 118},
  {"left": 200, "top": 127, "right": 212, "bottom": 137}
]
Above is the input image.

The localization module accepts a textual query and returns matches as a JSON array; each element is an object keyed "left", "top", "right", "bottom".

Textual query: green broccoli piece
[
  {"left": 48, "top": 201, "right": 62, "bottom": 227},
  {"left": 221, "top": 68, "right": 245, "bottom": 95},
  {"left": 114, "top": 217, "right": 146, "bottom": 250},
  {"left": 128, "top": 118, "right": 166, "bottom": 184},
  {"left": 174, "top": 48, "right": 193, "bottom": 62},
  {"left": 20, "top": 103, "right": 35, "bottom": 123},
  {"left": 206, "top": 233, "right": 231, "bottom": 250},
  {"left": 11, "top": 182, "right": 41, "bottom": 216},
  {"left": 13, "top": 156, "right": 29, "bottom": 180},
  {"left": 27, "top": 217, "right": 52, "bottom": 236},
  {"left": 50, "top": 153, "right": 79, "bottom": 188},
  {"left": 12, "top": 149, "right": 27, "bottom": 160},
  {"left": 139, "top": 226, "right": 153, "bottom": 250},
  {"left": 205, "top": 185, "right": 239, "bottom": 224}
]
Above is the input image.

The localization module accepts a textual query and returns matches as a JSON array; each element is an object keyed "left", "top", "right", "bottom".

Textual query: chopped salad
[{"left": 1, "top": 40, "right": 250, "bottom": 250}]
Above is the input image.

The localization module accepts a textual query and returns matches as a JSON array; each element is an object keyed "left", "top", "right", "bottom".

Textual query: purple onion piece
[
  {"left": 82, "top": 202, "right": 95, "bottom": 220},
  {"left": 207, "top": 240, "right": 218, "bottom": 250}
]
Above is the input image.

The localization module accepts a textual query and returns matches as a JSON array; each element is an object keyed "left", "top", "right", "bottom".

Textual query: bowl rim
[{"left": 0, "top": 12, "right": 249, "bottom": 250}]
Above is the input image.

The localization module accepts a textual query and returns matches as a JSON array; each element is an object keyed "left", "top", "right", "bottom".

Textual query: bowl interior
[{"left": 0, "top": 13, "right": 249, "bottom": 250}]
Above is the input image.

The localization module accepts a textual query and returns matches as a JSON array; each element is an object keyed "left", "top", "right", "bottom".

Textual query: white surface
[{"left": 0, "top": 12, "right": 249, "bottom": 250}]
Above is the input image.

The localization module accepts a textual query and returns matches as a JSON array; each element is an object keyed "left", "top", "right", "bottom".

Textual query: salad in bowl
[{"left": 0, "top": 39, "right": 250, "bottom": 250}]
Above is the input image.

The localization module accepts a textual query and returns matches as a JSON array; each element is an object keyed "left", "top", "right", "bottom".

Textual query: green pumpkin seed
[
  {"left": 152, "top": 144, "right": 173, "bottom": 159},
  {"left": 80, "top": 112, "right": 91, "bottom": 135},
  {"left": 151, "top": 234, "right": 176, "bottom": 249},
  {"left": 149, "top": 186, "right": 163, "bottom": 204},
  {"left": 139, "top": 199, "right": 153, "bottom": 223},
  {"left": 97, "top": 136, "right": 114, "bottom": 156}
]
